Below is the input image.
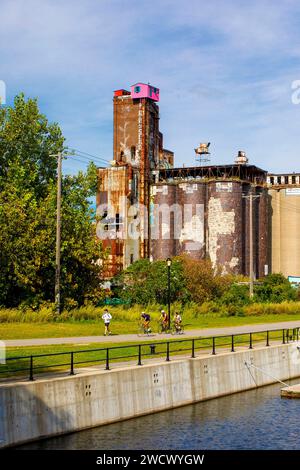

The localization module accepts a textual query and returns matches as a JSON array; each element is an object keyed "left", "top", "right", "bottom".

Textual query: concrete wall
[{"left": 1, "top": 342, "right": 300, "bottom": 448}]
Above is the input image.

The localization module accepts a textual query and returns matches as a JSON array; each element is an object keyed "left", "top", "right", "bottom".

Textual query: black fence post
[
  {"left": 231, "top": 335, "right": 235, "bottom": 352},
  {"left": 286, "top": 329, "right": 289, "bottom": 343},
  {"left": 138, "top": 345, "right": 142, "bottom": 366},
  {"left": 105, "top": 348, "right": 110, "bottom": 370},
  {"left": 266, "top": 331, "right": 270, "bottom": 347},
  {"left": 191, "top": 339, "right": 195, "bottom": 358},
  {"left": 70, "top": 352, "right": 74, "bottom": 375},
  {"left": 282, "top": 329, "right": 285, "bottom": 344},
  {"left": 297, "top": 328, "right": 299, "bottom": 342},
  {"left": 249, "top": 333, "right": 253, "bottom": 349},
  {"left": 166, "top": 342, "right": 170, "bottom": 362},
  {"left": 29, "top": 356, "right": 34, "bottom": 381},
  {"left": 212, "top": 337, "right": 216, "bottom": 355}
]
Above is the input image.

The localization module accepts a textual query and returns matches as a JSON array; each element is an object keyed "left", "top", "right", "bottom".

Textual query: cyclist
[
  {"left": 159, "top": 309, "right": 169, "bottom": 332},
  {"left": 141, "top": 312, "right": 151, "bottom": 334},
  {"left": 173, "top": 312, "right": 182, "bottom": 334}
]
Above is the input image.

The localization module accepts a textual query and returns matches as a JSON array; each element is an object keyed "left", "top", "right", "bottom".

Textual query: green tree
[
  {"left": 0, "top": 94, "right": 104, "bottom": 308},
  {"left": 115, "top": 259, "right": 187, "bottom": 305},
  {"left": 179, "top": 255, "right": 232, "bottom": 304},
  {"left": 0, "top": 93, "right": 63, "bottom": 197},
  {"left": 220, "top": 283, "right": 251, "bottom": 306},
  {"left": 254, "top": 273, "right": 297, "bottom": 303},
  {"left": 115, "top": 256, "right": 234, "bottom": 306}
]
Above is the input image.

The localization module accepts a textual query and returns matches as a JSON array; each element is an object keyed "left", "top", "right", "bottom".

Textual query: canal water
[{"left": 18, "top": 378, "right": 300, "bottom": 450}]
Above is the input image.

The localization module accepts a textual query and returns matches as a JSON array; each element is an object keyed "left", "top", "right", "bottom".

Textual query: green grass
[
  {"left": 0, "top": 320, "right": 133, "bottom": 340},
  {"left": 0, "top": 328, "right": 295, "bottom": 380},
  {"left": 0, "top": 313, "right": 299, "bottom": 340}
]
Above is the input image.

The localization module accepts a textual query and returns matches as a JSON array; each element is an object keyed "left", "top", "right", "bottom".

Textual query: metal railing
[{"left": 1, "top": 327, "right": 299, "bottom": 381}]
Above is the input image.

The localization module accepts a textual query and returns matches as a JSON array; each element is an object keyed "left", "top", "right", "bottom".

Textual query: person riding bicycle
[
  {"left": 160, "top": 309, "right": 169, "bottom": 332},
  {"left": 173, "top": 312, "right": 182, "bottom": 333},
  {"left": 141, "top": 312, "right": 151, "bottom": 334}
]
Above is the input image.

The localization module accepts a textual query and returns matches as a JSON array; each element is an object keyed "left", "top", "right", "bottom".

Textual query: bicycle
[
  {"left": 158, "top": 321, "right": 170, "bottom": 334},
  {"left": 137, "top": 322, "right": 152, "bottom": 337},
  {"left": 170, "top": 322, "right": 185, "bottom": 335}
]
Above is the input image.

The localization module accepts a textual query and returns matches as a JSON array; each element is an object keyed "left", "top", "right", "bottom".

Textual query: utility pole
[
  {"left": 166, "top": 258, "right": 172, "bottom": 330},
  {"left": 51, "top": 152, "right": 62, "bottom": 314},
  {"left": 249, "top": 189, "right": 254, "bottom": 298}
]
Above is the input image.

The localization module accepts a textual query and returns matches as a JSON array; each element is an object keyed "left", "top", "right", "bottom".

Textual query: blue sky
[{"left": 1, "top": 0, "right": 300, "bottom": 173}]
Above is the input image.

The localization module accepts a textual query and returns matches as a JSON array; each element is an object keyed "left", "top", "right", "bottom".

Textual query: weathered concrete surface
[
  {"left": 1, "top": 342, "right": 300, "bottom": 448},
  {"left": 281, "top": 383, "right": 300, "bottom": 398}
]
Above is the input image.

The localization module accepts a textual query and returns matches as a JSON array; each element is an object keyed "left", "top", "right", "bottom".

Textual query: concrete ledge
[
  {"left": 1, "top": 342, "right": 300, "bottom": 448},
  {"left": 281, "top": 384, "right": 300, "bottom": 398}
]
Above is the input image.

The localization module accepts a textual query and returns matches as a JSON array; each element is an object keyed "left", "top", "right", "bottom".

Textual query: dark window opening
[
  {"left": 270, "top": 177, "right": 274, "bottom": 185},
  {"left": 130, "top": 254, "right": 134, "bottom": 264},
  {"left": 278, "top": 176, "right": 281, "bottom": 184},
  {"left": 102, "top": 210, "right": 108, "bottom": 231},
  {"left": 120, "top": 151, "right": 124, "bottom": 162},
  {"left": 116, "top": 241, "right": 122, "bottom": 256},
  {"left": 134, "top": 86, "right": 141, "bottom": 93},
  {"left": 131, "top": 146, "right": 136, "bottom": 160},
  {"left": 116, "top": 213, "right": 120, "bottom": 232},
  {"left": 130, "top": 173, "right": 138, "bottom": 204},
  {"left": 285, "top": 176, "right": 289, "bottom": 184},
  {"left": 292, "top": 175, "right": 296, "bottom": 184}
]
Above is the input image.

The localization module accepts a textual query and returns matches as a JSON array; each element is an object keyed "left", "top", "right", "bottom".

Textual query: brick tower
[{"left": 97, "top": 83, "right": 173, "bottom": 277}]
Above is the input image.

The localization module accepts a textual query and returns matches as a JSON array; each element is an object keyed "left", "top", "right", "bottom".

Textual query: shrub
[
  {"left": 244, "top": 301, "right": 300, "bottom": 316},
  {"left": 220, "top": 284, "right": 251, "bottom": 306},
  {"left": 254, "top": 274, "right": 297, "bottom": 303}
]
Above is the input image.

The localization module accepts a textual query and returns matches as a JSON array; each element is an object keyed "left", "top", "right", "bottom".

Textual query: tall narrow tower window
[
  {"left": 116, "top": 213, "right": 120, "bottom": 232},
  {"left": 131, "top": 146, "right": 136, "bottom": 161}
]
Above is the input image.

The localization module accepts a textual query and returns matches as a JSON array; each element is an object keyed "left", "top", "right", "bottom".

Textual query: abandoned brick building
[{"left": 97, "top": 83, "right": 273, "bottom": 279}]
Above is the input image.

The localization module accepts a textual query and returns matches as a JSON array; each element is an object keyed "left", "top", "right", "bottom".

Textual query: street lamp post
[{"left": 166, "top": 258, "right": 172, "bottom": 330}]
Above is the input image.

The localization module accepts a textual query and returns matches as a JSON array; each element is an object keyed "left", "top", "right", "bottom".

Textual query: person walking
[{"left": 102, "top": 308, "right": 112, "bottom": 336}]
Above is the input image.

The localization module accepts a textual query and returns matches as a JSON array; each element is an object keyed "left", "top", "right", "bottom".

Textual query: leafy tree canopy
[{"left": 0, "top": 94, "right": 103, "bottom": 308}]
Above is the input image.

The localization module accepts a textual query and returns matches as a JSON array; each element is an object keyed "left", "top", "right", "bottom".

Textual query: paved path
[{"left": 3, "top": 320, "right": 300, "bottom": 347}]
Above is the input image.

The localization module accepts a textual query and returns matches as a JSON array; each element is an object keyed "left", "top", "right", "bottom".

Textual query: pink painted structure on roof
[{"left": 130, "top": 83, "right": 160, "bottom": 101}]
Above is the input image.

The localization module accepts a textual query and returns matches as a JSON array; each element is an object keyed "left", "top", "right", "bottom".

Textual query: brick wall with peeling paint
[{"left": 150, "top": 180, "right": 269, "bottom": 276}]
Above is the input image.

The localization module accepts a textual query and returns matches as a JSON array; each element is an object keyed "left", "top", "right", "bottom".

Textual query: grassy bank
[{"left": 0, "top": 328, "right": 291, "bottom": 380}]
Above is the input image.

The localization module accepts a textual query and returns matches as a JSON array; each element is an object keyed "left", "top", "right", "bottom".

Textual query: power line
[
  {"left": 71, "top": 153, "right": 108, "bottom": 165},
  {"left": 67, "top": 147, "right": 109, "bottom": 164},
  {"left": 65, "top": 155, "right": 99, "bottom": 167}
]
